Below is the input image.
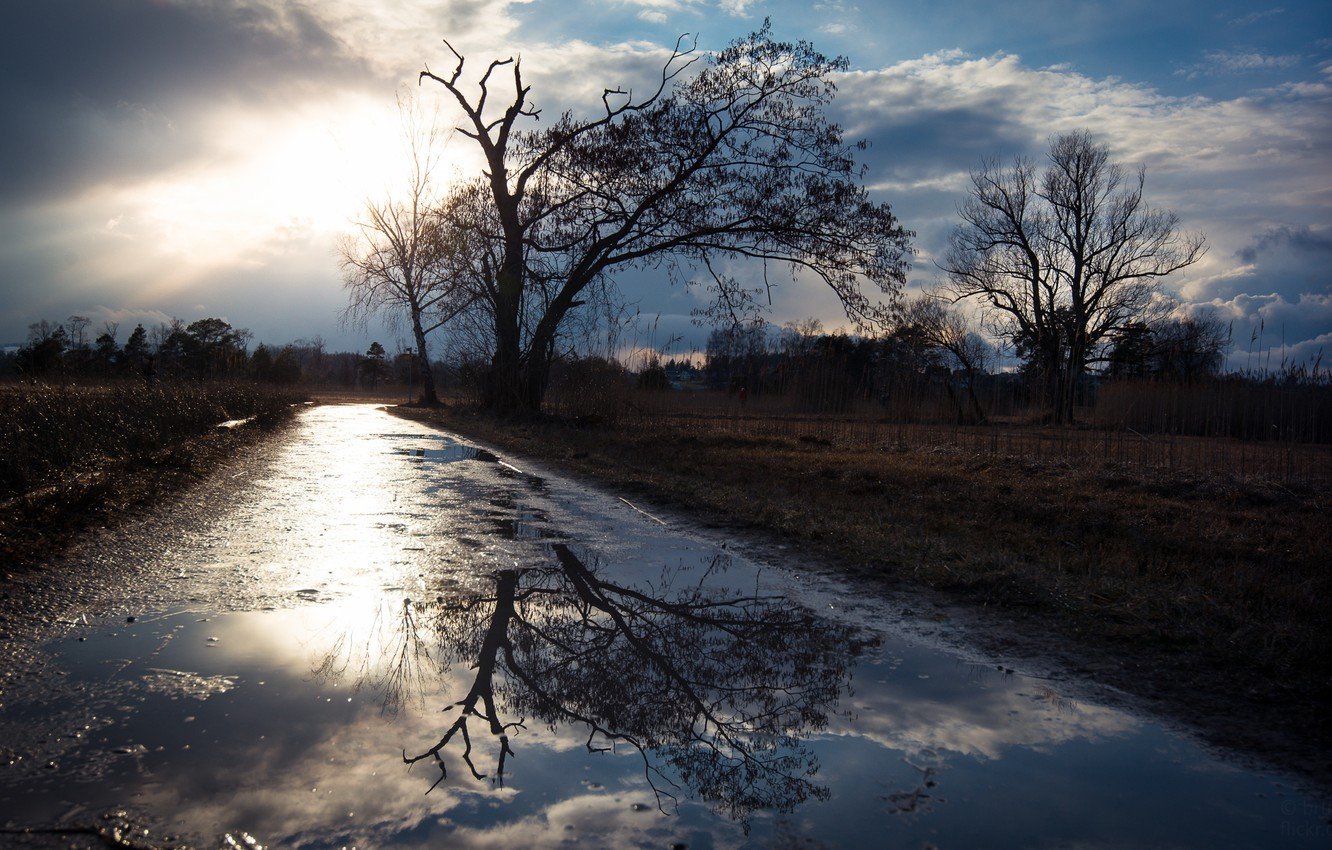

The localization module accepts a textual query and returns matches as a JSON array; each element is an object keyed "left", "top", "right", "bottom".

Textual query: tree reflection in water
[{"left": 325, "top": 543, "right": 867, "bottom": 822}]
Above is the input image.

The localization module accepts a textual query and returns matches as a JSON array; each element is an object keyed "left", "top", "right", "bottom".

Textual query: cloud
[
  {"left": 1177, "top": 49, "right": 1302, "bottom": 78},
  {"left": 0, "top": 0, "right": 538, "bottom": 209},
  {"left": 617, "top": 0, "right": 706, "bottom": 18},
  {"left": 1229, "top": 7, "right": 1285, "bottom": 26},
  {"left": 0, "top": 0, "right": 377, "bottom": 206},
  {"left": 1279, "top": 332, "right": 1332, "bottom": 370},
  {"left": 498, "top": 37, "right": 702, "bottom": 120},
  {"left": 828, "top": 676, "right": 1139, "bottom": 762},
  {"left": 615, "top": 0, "right": 755, "bottom": 18},
  {"left": 717, "top": 0, "right": 757, "bottom": 15},
  {"left": 1235, "top": 224, "right": 1332, "bottom": 265},
  {"left": 837, "top": 49, "right": 1329, "bottom": 178},
  {"left": 1203, "top": 224, "right": 1332, "bottom": 303},
  {"left": 82, "top": 307, "right": 178, "bottom": 335},
  {"left": 1191, "top": 292, "right": 1332, "bottom": 370},
  {"left": 812, "top": 1, "right": 858, "bottom": 35}
]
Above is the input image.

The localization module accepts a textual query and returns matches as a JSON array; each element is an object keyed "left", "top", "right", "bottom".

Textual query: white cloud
[
  {"left": 813, "top": 1, "right": 857, "bottom": 35},
  {"left": 85, "top": 306, "right": 178, "bottom": 334},
  {"left": 280, "top": 0, "right": 530, "bottom": 81},
  {"left": 832, "top": 50, "right": 1331, "bottom": 350},
  {"left": 1192, "top": 292, "right": 1332, "bottom": 370},
  {"left": 828, "top": 680, "right": 1139, "bottom": 762},
  {"left": 717, "top": 0, "right": 757, "bottom": 15},
  {"left": 1177, "top": 49, "right": 1302, "bottom": 78},
  {"left": 618, "top": 0, "right": 707, "bottom": 16},
  {"left": 1279, "top": 332, "right": 1332, "bottom": 370},
  {"left": 1228, "top": 7, "right": 1285, "bottom": 26},
  {"left": 1205, "top": 291, "right": 1332, "bottom": 328}
]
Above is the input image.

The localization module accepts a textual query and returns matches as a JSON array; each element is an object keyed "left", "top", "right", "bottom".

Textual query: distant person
[
  {"left": 143, "top": 355, "right": 157, "bottom": 385},
  {"left": 738, "top": 386, "right": 747, "bottom": 406}
]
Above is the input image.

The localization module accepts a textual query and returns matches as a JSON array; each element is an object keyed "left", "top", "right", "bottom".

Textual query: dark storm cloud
[
  {"left": 1207, "top": 224, "right": 1332, "bottom": 306},
  {"left": 839, "top": 101, "right": 1036, "bottom": 178},
  {"left": 0, "top": 0, "right": 374, "bottom": 204},
  {"left": 1235, "top": 224, "right": 1332, "bottom": 266}
]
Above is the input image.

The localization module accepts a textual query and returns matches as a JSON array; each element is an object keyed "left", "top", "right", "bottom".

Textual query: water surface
[{"left": 0, "top": 405, "right": 1324, "bottom": 848}]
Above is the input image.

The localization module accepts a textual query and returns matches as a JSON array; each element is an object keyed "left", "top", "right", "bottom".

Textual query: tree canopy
[{"left": 421, "top": 22, "right": 912, "bottom": 414}]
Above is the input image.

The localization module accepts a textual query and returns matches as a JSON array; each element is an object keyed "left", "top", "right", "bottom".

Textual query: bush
[{"left": 545, "top": 357, "right": 631, "bottom": 422}]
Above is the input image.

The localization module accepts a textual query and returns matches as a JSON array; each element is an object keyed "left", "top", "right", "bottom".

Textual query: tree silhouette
[
  {"left": 938, "top": 130, "right": 1205, "bottom": 422},
  {"left": 420, "top": 23, "right": 911, "bottom": 414},
  {"left": 339, "top": 95, "right": 479, "bottom": 405},
  {"left": 321, "top": 545, "right": 866, "bottom": 823}
]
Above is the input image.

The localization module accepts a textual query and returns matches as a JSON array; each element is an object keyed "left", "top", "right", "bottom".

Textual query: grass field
[{"left": 551, "top": 388, "right": 1332, "bottom": 482}]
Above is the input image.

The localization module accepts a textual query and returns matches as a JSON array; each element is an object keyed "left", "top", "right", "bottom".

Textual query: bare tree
[
  {"left": 64, "top": 315, "right": 91, "bottom": 351},
  {"left": 900, "top": 297, "right": 990, "bottom": 424},
  {"left": 367, "top": 544, "right": 862, "bottom": 822},
  {"left": 938, "top": 130, "right": 1205, "bottom": 422},
  {"left": 421, "top": 23, "right": 912, "bottom": 415},
  {"left": 339, "top": 96, "right": 477, "bottom": 405}
]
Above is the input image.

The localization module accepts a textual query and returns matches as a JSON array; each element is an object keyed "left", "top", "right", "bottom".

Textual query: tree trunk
[
  {"left": 486, "top": 290, "right": 577, "bottom": 417},
  {"left": 486, "top": 327, "right": 523, "bottom": 416},
  {"left": 964, "top": 366, "right": 988, "bottom": 425},
  {"left": 410, "top": 311, "right": 440, "bottom": 406},
  {"left": 1040, "top": 345, "right": 1065, "bottom": 424},
  {"left": 521, "top": 356, "right": 551, "bottom": 414},
  {"left": 1063, "top": 338, "right": 1087, "bottom": 425}
]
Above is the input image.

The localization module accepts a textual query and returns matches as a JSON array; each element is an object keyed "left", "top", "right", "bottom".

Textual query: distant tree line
[
  {"left": 699, "top": 308, "right": 994, "bottom": 423},
  {"left": 693, "top": 297, "right": 1325, "bottom": 436},
  {"left": 1, "top": 315, "right": 428, "bottom": 393}
]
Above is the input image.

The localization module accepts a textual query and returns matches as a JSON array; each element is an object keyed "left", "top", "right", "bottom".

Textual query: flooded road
[{"left": 1, "top": 404, "right": 1326, "bottom": 848}]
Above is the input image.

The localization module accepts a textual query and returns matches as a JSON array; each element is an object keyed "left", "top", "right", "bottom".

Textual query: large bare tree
[
  {"left": 421, "top": 23, "right": 912, "bottom": 415},
  {"left": 938, "top": 130, "right": 1205, "bottom": 422},
  {"left": 392, "top": 544, "right": 858, "bottom": 821}
]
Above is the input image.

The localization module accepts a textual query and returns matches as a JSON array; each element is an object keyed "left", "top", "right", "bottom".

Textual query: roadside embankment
[
  {"left": 0, "top": 382, "right": 305, "bottom": 570},
  {"left": 391, "top": 402, "right": 1332, "bottom": 789}
]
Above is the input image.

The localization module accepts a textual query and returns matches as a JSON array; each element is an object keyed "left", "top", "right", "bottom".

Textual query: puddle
[{"left": 0, "top": 405, "right": 1326, "bottom": 848}]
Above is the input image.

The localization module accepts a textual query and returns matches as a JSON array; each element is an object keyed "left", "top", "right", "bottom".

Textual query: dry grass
[
  {"left": 686, "top": 412, "right": 1322, "bottom": 479},
  {"left": 0, "top": 381, "right": 305, "bottom": 569},
  {"left": 606, "top": 390, "right": 1332, "bottom": 482},
  {"left": 394, "top": 402, "right": 1332, "bottom": 782},
  {"left": 308, "top": 387, "right": 413, "bottom": 405},
  {"left": 0, "top": 381, "right": 305, "bottom": 500}
]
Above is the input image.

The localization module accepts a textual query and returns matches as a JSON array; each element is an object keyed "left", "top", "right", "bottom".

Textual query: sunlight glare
[{"left": 88, "top": 91, "right": 475, "bottom": 301}]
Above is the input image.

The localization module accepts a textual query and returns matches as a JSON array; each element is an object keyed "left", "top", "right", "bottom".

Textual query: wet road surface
[{"left": 0, "top": 405, "right": 1327, "bottom": 848}]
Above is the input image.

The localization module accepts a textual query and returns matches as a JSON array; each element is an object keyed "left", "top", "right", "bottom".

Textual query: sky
[{"left": 2, "top": 0, "right": 1329, "bottom": 369}]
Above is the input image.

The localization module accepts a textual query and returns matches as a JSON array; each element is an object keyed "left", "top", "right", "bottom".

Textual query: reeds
[{"left": 1094, "top": 376, "right": 1332, "bottom": 443}]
